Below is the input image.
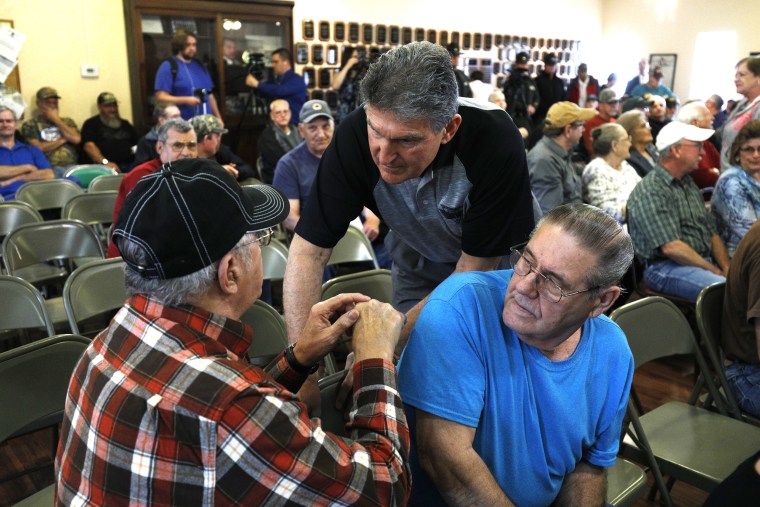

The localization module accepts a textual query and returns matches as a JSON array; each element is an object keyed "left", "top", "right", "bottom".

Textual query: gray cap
[{"left": 299, "top": 100, "right": 332, "bottom": 124}]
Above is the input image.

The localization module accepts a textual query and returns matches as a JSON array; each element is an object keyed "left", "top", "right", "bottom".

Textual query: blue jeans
[
  {"left": 725, "top": 361, "right": 760, "bottom": 418},
  {"left": 643, "top": 258, "right": 725, "bottom": 302}
]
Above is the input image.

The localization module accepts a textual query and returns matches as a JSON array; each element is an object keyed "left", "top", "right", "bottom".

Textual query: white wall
[{"left": 602, "top": 0, "right": 760, "bottom": 101}]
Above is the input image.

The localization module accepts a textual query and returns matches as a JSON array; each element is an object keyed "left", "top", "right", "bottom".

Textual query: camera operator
[
  {"left": 333, "top": 47, "right": 370, "bottom": 124},
  {"left": 245, "top": 48, "right": 307, "bottom": 118},
  {"left": 155, "top": 29, "right": 224, "bottom": 125}
]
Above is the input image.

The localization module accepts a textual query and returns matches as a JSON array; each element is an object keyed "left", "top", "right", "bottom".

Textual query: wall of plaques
[{"left": 294, "top": 19, "right": 584, "bottom": 107}]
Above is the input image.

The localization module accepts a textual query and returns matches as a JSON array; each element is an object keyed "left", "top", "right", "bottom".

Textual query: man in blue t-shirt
[
  {"left": 154, "top": 29, "right": 223, "bottom": 124},
  {"left": 398, "top": 203, "right": 635, "bottom": 507},
  {"left": 0, "top": 106, "right": 54, "bottom": 200}
]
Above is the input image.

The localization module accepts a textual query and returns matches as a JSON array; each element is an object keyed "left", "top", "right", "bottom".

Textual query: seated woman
[
  {"left": 582, "top": 123, "right": 641, "bottom": 224},
  {"left": 711, "top": 119, "right": 760, "bottom": 256},
  {"left": 616, "top": 110, "right": 659, "bottom": 178}
]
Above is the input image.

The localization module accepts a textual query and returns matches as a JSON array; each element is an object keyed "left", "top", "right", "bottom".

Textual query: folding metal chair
[
  {"left": 0, "top": 275, "right": 55, "bottom": 348},
  {"left": 261, "top": 238, "right": 288, "bottom": 281},
  {"left": 327, "top": 224, "right": 379, "bottom": 269},
  {"left": 63, "top": 257, "right": 126, "bottom": 336},
  {"left": 239, "top": 299, "right": 289, "bottom": 367},
  {"left": 0, "top": 201, "right": 43, "bottom": 273},
  {"left": 15, "top": 179, "right": 84, "bottom": 220},
  {"left": 606, "top": 457, "right": 648, "bottom": 507},
  {"left": 62, "top": 191, "right": 118, "bottom": 248},
  {"left": 611, "top": 296, "right": 760, "bottom": 506},
  {"left": 87, "top": 173, "right": 125, "bottom": 193},
  {"left": 64, "top": 164, "right": 117, "bottom": 189}
]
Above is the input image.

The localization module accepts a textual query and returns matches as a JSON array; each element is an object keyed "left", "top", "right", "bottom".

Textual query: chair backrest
[
  {"left": 2, "top": 219, "right": 105, "bottom": 274},
  {"left": 321, "top": 269, "right": 393, "bottom": 303},
  {"left": 88, "top": 173, "right": 125, "bottom": 192},
  {"left": 0, "top": 201, "right": 43, "bottom": 238},
  {"left": 318, "top": 370, "right": 350, "bottom": 437},
  {"left": 0, "top": 334, "right": 91, "bottom": 443},
  {"left": 15, "top": 179, "right": 84, "bottom": 212},
  {"left": 64, "top": 165, "right": 116, "bottom": 189},
  {"left": 610, "top": 296, "right": 697, "bottom": 369},
  {"left": 239, "top": 299, "right": 288, "bottom": 365},
  {"left": 63, "top": 258, "right": 127, "bottom": 335},
  {"left": 261, "top": 238, "right": 289, "bottom": 281},
  {"left": 0, "top": 275, "right": 55, "bottom": 336},
  {"left": 695, "top": 281, "right": 725, "bottom": 365},
  {"left": 62, "top": 191, "right": 118, "bottom": 226},
  {"left": 327, "top": 225, "right": 379, "bottom": 268}
]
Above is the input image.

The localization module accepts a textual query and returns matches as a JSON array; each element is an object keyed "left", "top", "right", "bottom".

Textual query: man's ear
[
  {"left": 216, "top": 252, "right": 239, "bottom": 295},
  {"left": 440, "top": 114, "right": 462, "bottom": 144},
  {"left": 589, "top": 286, "right": 622, "bottom": 318}
]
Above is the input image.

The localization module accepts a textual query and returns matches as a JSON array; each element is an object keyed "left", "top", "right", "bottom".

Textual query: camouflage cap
[
  {"left": 189, "top": 114, "right": 229, "bottom": 138},
  {"left": 36, "top": 87, "right": 61, "bottom": 100},
  {"left": 97, "top": 92, "right": 118, "bottom": 105}
]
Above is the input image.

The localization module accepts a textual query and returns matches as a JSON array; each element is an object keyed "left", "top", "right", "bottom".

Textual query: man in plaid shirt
[{"left": 55, "top": 158, "right": 410, "bottom": 506}]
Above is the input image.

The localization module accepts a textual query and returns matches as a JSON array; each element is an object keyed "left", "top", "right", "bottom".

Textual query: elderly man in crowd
[
  {"left": 627, "top": 121, "right": 730, "bottom": 301},
  {"left": 21, "top": 86, "right": 81, "bottom": 170},
  {"left": 106, "top": 118, "right": 197, "bottom": 257},
  {"left": 0, "top": 105, "right": 54, "bottom": 200},
  {"left": 528, "top": 101, "right": 596, "bottom": 213},
  {"left": 81, "top": 92, "right": 138, "bottom": 172},
  {"left": 133, "top": 102, "right": 182, "bottom": 167},
  {"left": 257, "top": 98, "right": 302, "bottom": 184},
  {"left": 56, "top": 157, "right": 411, "bottom": 505},
  {"left": 189, "top": 114, "right": 255, "bottom": 183},
  {"left": 283, "top": 41, "right": 535, "bottom": 413},
  {"left": 398, "top": 203, "right": 634, "bottom": 506}
]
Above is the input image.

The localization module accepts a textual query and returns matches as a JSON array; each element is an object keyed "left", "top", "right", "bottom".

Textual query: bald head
[
  {"left": 269, "top": 99, "right": 292, "bottom": 130},
  {"left": 677, "top": 102, "right": 713, "bottom": 130}
]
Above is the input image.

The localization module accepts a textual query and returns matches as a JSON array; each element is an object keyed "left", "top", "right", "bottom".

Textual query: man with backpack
[{"left": 154, "top": 29, "right": 224, "bottom": 125}]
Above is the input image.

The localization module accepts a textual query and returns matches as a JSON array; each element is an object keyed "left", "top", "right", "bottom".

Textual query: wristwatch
[
  {"left": 285, "top": 344, "right": 319, "bottom": 374},
  {"left": 101, "top": 158, "right": 109, "bottom": 165}
]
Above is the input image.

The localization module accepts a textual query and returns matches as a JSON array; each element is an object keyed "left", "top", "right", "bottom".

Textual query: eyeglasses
[
  {"left": 570, "top": 122, "right": 585, "bottom": 130},
  {"left": 236, "top": 228, "right": 274, "bottom": 250},
  {"left": 509, "top": 247, "right": 598, "bottom": 303},
  {"left": 167, "top": 141, "right": 198, "bottom": 152},
  {"left": 740, "top": 146, "right": 760, "bottom": 155}
]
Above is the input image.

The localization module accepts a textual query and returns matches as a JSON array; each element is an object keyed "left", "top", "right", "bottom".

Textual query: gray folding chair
[
  {"left": 0, "top": 201, "right": 43, "bottom": 273},
  {"left": 12, "top": 485, "right": 55, "bottom": 507},
  {"left": 318, "top": 370, "right": 350, "bottom": 437},
  {"left": 0, "top": 275, "right": 55, "bottom": 347},
  {"left": 611, "top": 296, "right": 760, "bottom": 506},
  {"left": 261, "top": 238, "right": 288, "bottom": 281},
  {"left": 62, "top": 191, "right": 118, "bottom": 248},
  {"left": 0, "top": 334, "right": 90, "bottom": 487},
  {"left": 239, "top": 299, "right": 289, "bottom": 367},
  {"left": 606, "top": 458, "right": 648, "bottom": 507},
  {"left": 88, "top": 173, "right": 125, "bottom": 192},
  {"left": 3, "top": 219, "right": 106, "bottom": 330},
  {"left": 695, "top": 281, "right": 760, "bottom": 425},
  {"left": 321, "top": 269, "right": 392, "bottom": 303},
  {"left": 15, "top": 179, "right": 84, "bottom": 219},
  {"left": 327, "top": 224, "right": 379, "bottom": 268},
  {"left": 63, "top": 257, "right": 126, "bottom": 336}
]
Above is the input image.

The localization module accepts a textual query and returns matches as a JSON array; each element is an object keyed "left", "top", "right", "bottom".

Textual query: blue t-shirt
[
  {"left": 154, "top": 56, "right": 215, "bottom": 120},
  {"left": 0, "top": 141, "right": 51, "bottom": 200},
  {"left": 272, "top": 142, "right": 319, "bottom": 208},
  {"left": 397, "top": 270, "right": 633, "bottom": 507},
  {"left": 630, "top": 82, "right": 675, "bottom": 99}
]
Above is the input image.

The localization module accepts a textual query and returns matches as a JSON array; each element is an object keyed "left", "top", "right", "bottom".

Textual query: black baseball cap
[
  {"left": 113, "top": 158, "right": 288, "bottom": 280},
  {"left": 516, "top": 52, "right": 529, "bottom": 64},
  {"left": 445, "top": 42, "right": 460, "bottom": 57}
]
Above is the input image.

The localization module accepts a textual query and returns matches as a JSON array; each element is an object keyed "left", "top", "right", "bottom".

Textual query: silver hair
[
  {"left": 157, "top": 118, "right": 193, "bottom": 144},
  {"left": 676, "top": 101, "right": 708, "bottom": 124},
  {"left": 360, "top": 41, "right": 458, "bottom": 132},
  {"left": 0, "top": 105, "right": 16, "bottom": 120},
  {"left": 591, "top": 123, "right": 626, "bottom": 156},
  {"left": 616, "top": 110, "right": 646, "bottom": 137},
  {"left": 532, "top": 203, "right": 634, "bottom": 292},
  {"left": 659, "top": 143, "right": 678, "bottom": 160},
  {"left": 122, "top": 232, "right": 255, "bottom": 306}
]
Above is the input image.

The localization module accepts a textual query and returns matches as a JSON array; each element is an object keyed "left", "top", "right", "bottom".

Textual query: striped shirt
[
  {"left": 627, "top": 164, "right": 716, "bottom": 262},
  {"left": 55, "top": 294, "right": 410, "bottom": 506}
]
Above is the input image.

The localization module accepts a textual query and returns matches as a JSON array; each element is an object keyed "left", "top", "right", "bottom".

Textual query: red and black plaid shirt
[{"left": 55, "top": 294, "right": 410, "bottom": 505}]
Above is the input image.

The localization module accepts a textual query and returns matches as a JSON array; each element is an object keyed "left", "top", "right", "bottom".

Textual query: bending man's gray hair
[
  {"left": 360, "top": 41, "right": 458, "bottom": 132},
  {"left": 121, "top": 232, "right": 255, "bottom": 306},
  {"left": 157, "top": 118, "right": 193, "bottom": 144},
  {"left": 532, "top": 203, "right": 634, "bottom": 292}
]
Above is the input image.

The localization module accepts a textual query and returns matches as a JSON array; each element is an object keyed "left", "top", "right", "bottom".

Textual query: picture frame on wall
[{"left": 649, "top": 53, "right": 677, "bottom": 89}]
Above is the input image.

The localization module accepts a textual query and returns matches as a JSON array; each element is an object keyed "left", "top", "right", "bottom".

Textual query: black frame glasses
[{"left": 509, "top": 247, "right": 598, "bottom": 303}]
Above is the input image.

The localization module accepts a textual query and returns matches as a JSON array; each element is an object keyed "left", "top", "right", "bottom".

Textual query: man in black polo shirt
[{"left": 283, "top": 41, "right": 535, "bottom": 412}]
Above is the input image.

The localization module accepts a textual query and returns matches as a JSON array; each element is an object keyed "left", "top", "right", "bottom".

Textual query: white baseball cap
[{"left": 656, "top": 122, "right": 714, "bottom": 151}]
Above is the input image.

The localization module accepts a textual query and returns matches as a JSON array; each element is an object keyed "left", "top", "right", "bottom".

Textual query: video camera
[
  {"left": 194, "top": 88, "right": 209, "bottom": 100},
  {"left": 242, "top": 51, "right": 269, "bottom": 81}
]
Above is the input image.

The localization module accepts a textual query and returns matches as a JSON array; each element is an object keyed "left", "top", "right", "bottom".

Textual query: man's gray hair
[
  {"left": 360, "top": 41, "right": 458, "bottom": 132},
  {"left": 676, "top": 101, "right": 708, "bottom": 125},
  {"left": 153, "top": 102, "right": 177, "bottom": 122},
  {"left": 533, "top": 203, "right": 634, "bottom": 291},
  {"left": 157, "top": 118, "right": 193, "bottom": 144},
  {"left": 0, "top": 105, "right": 16, "bottom": 120},
  {"left": 590, "top": 123, "right": 625, "bottom": 157},
  {"left": 121, "top": 232, "right": 255, "bottom": 306}
]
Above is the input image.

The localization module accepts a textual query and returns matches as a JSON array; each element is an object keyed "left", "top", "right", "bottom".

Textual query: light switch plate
[{"left": 81, "top": 64, "right": 99, "bottom": 78}]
